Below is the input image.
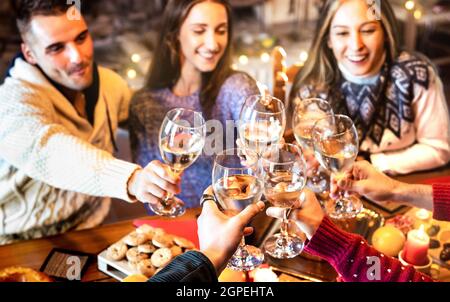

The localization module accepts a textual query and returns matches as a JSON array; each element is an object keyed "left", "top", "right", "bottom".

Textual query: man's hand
[
  {"left": 198, "top": 198, "right": 265, "bottom": 274},
  {"left": 127, "top": 160, "right": 181, "bottom": 204}
]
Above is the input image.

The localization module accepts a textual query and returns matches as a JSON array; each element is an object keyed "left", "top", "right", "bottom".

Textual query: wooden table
[
  {"left": 0, "top": 165, "right": 449, "bottom": 282},
  {"left": 0, "top": 209, "right": 201, "bottom": 282}
]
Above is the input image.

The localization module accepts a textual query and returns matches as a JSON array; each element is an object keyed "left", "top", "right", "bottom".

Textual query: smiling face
[
  {"left": 21, "top": 10, "right": 94, "bottom": 91},
  {"left": 328, "top": 0, "right": 386, "bottom": 76},
  {"left": 178, "top": 1, "right": 228, "bottom": 74}
]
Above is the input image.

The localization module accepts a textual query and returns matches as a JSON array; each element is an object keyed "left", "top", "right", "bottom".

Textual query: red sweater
[{"left": 304, "top": 184, "right": 450, "bottom": 282}]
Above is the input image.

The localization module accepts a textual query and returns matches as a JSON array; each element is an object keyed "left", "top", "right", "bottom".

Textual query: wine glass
[
  {"left": 292, "top": 97, "right": 333, "bottom": 193},
  {"left": 212, "top": 148, "right": 264, "bottom": 271},
  {"left": 154, "top": 108, "right": 206, "bottom": 217},
  {"left": 312, "top": 114, "right": 363, "bottom": 219},
  {"left": 238, "top": 94, "right": 286, "bottom": 156},
  {"left": 261, "top": 143, "right": 307, "bottom": 259}
]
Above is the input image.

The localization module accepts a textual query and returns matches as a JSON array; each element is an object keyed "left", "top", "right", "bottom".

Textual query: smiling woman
[
  {"left": 290, "top": 0, "right": 450, "bottom": 175},
  {"left": 128, "top": 0, "right": 259, "bottom": 213}
]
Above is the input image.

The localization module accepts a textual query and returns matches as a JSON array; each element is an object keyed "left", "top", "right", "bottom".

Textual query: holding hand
[
  {"left": 127, "top": 160, "right": 181, "bottom": 205},
  {"left": 266, "top": 189, "right": 324, "bottom": 240},
  {"left": 197, "top": 191, "right": 265, "bottom": 273},
  {"left": 330, "top": 160, "right": 401, "bottom": 203}
]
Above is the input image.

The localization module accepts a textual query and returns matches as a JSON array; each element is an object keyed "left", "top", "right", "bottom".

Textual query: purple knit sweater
[
  {"left": 305, "top": 184, "right": 450, "bottom": 282},
  {"left": 128, "top": 72, "right": 259, "bottom": 211}
]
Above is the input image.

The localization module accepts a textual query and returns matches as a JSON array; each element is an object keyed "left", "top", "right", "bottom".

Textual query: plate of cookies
[{"left": 97, "top": 221, "right": 198, "bottom": 281}]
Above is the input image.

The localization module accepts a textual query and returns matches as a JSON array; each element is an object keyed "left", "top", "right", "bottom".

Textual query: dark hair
[
  {"left": 145, "top": 0, "right": 235, "bottom": 117},
  {"left": 12, "top": 0, "right": 74, "bottom": 35}
]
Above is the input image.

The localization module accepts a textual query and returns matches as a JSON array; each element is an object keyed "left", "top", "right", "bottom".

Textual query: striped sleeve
[{"left": 148, "top": 251, "right": 218, "bottom": 282}]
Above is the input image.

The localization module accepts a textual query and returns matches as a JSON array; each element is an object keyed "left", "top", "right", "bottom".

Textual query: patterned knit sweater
[
  {"left": 129, "top": 72, "right": 259, "bottom": 211},
  {"left": 0, "top": 58, "right": 140, "bottom": 244},
  {"left": 305, "top": 184, "right": 450, "bottom": 282}
]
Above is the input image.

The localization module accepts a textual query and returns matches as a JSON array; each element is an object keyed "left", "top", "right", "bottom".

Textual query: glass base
[
  {"left": 148, "top": 196, "right": 186, "bottom": 217},
  {"left": 227, "top": 245, "right": 264, "bottom": 271},
  {"left": 324, "top": 194, "right": 363, "bottom": 220},
  {"left": 264, "top": 233, "right": 304, "bottom": 259}
]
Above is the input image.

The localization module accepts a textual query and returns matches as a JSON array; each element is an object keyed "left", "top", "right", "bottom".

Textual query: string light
[
  {"left": 299, "top": 51, "right": 309, "bottom": 63},
  {"left": 239, "top": 55, "right": 249, "bottom": 65},
  {"left": 231, "top": 63, "right": 238, "bottom": 70},
  {"left": 414, "top": 9, "right": 422, "bottom": 20},
  {"left": 405, "top": 0, "right": 415, "bottom": 11},
  {"left": 260, "top": 52, "right": 270, "bottom": 63},
  {"left": 127, "top": 69, "right": 137, "bottom": 79},
  {"left": 131, "top": 53, "right": 141, "bottom": 63}
]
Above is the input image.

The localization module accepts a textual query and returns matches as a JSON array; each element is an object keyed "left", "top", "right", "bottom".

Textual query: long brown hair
[
  {"left": 290, "top": 0, "right": 400, "bottom": 102},
  {"left": 145, "top": 0, "right": 234, "bottom": 116}
]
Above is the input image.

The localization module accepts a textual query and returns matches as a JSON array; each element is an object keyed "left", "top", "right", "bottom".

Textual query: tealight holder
[{"left": 398, "top": 250, "right": 432, "bottom": 275}]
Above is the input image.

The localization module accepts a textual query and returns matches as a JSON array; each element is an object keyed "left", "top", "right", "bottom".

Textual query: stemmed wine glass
[
  {"left": 261, "top": 143, "right": 307, "bottom": 259},
  {"left": 292, "top": 97, "right": 333, "bottom": 193},
  {"left": 154, "top": 108, "right": 206, "bottom": 217},
  {"left": 238, "top": 95, "right": 286, "bottom": 156},
  {"left": 312, "top": 114, "right": 363, "bottom": 219},
  {"left": 212, "top": 148, "right": 264, "bottom": 271}
]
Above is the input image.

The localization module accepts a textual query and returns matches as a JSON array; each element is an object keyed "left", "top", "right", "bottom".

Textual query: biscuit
[
  {"left": 136, "top": 224, "right": 156, "bottom": 239},
  {"left": 152, "top": 234, "right": 173, "bottom": 248},
  {"left": 138, "top": 243, "right": 157, "bottom": 254},
  {"left": 126, "top": 247, "right": 149, "bottom": 263},
  {"left": 106, "top": 242, "right": 128, "bottom": 261},
  {"left": 124, "top": 231, "right": 149, "bottom": 247},
  {"left": 170, "top": 245, "right": 183, "bottom": 257},
  {"left": 137, "top": 259, "right": 156, "bottom": 278},
  {"left": 150, "top": 248, "right": 173, "bottom": 268},
  {"left": 173, "top": 236, "right": 195, "bottom": 249}
]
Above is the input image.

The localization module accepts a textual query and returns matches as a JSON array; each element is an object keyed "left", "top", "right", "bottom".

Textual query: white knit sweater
[{"left": 0, "top": 58, "right": 140, "bottom": 244}]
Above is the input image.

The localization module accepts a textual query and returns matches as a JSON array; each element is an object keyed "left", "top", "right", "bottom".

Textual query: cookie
[
  {"left": 138, "top": 243, "right": 157, "bottom": 254},
  {"left": 124, "top": 231, "right": 149, "bottom": 247},
  {"left": 170, "top": 245, "right": 183, "bottom": 257},
  {"left": 150, "top": 248, "right": 173, "bottom": 268},
  {"left": 152, "top": 234, "right": 173, "bottom": 248},
  {"left": 126, "top": 247, "right": 149, "bottom": 263},
  {"left": 173, "top": 236, "right": 195, "bottom": 249},
  {"left": 137, "top": 259, "right": 156, "bottom": 278},
  {"left": 136, "top": 224, "right": 156, "bottom": 240},
  {"left": 106, "top": 242, "right": 128, "bottom": 261}
]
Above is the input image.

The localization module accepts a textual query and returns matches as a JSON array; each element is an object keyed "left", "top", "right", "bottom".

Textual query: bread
[{"left": 0, "top": 267, "right": 53, "bottom": 282}]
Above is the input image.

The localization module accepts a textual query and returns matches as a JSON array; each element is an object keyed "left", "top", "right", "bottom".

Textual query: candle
[
  {"left": 403, "top": 225, "right": 430, "bottom": 266},
  {"left": 414, "top": 208, "right": 431, "bottom": 229}
]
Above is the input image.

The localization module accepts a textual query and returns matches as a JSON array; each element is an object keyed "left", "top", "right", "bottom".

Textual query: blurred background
[{"left": 1, "top": 0, "right": 450, "bottom": 100}]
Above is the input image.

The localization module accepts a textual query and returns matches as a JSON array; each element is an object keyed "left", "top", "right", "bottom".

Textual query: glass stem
[
  {"left": 162, "top": 168, "right": 182, "bottom": 205},
  {"left": 277, "top": 208, "right": 290, "bottom": 248}
]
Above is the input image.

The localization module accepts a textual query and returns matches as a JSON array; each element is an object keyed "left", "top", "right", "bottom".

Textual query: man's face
[{"left": 22, "top": 11, "right": 94, "bottom": 91}]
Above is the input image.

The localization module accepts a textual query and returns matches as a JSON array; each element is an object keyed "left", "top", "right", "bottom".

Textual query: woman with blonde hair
[{"left": 291, "top": 0, "right": 450, "bottom": 175}]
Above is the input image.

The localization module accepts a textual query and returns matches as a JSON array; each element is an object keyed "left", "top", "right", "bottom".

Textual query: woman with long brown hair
[
  {"left": 291, "top": 0, "right": 450, "bottom": 175},
  {"left": 129, "top": 0, "right": 259, "bottom": 212}
]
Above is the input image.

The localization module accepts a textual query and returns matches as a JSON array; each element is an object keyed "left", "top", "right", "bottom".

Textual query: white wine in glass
[
  {"left": 155, "top": 108, "right": 206, "bottom": 217},
  {"left": 312, "top": 114, "right": 363, "bottom": 219},
  {"left": 239, "top": 95, "right": 286, "bottom": 156},
  {"left": 212, "top": 148, "right": 264, "bottom": 271},
  {"left": 292, "top": 97, "right": 333, "bottom": 193},
  {"left": 262, "top": 143, "right": 307, "bottom": 259}
]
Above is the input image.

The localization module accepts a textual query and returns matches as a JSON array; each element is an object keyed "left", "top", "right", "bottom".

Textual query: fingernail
[{"left": 256, "top": 201, "right": 265, "bottom": 210}]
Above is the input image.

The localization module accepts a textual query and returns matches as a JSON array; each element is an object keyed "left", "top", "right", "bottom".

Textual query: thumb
[{"left": 234, "top": 201, "right": 265, "bottom": 227}]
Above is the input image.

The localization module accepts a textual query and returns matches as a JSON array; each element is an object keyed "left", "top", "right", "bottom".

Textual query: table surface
[{"left": 0, "top": 164, "right": 449, "bottom": 282}]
